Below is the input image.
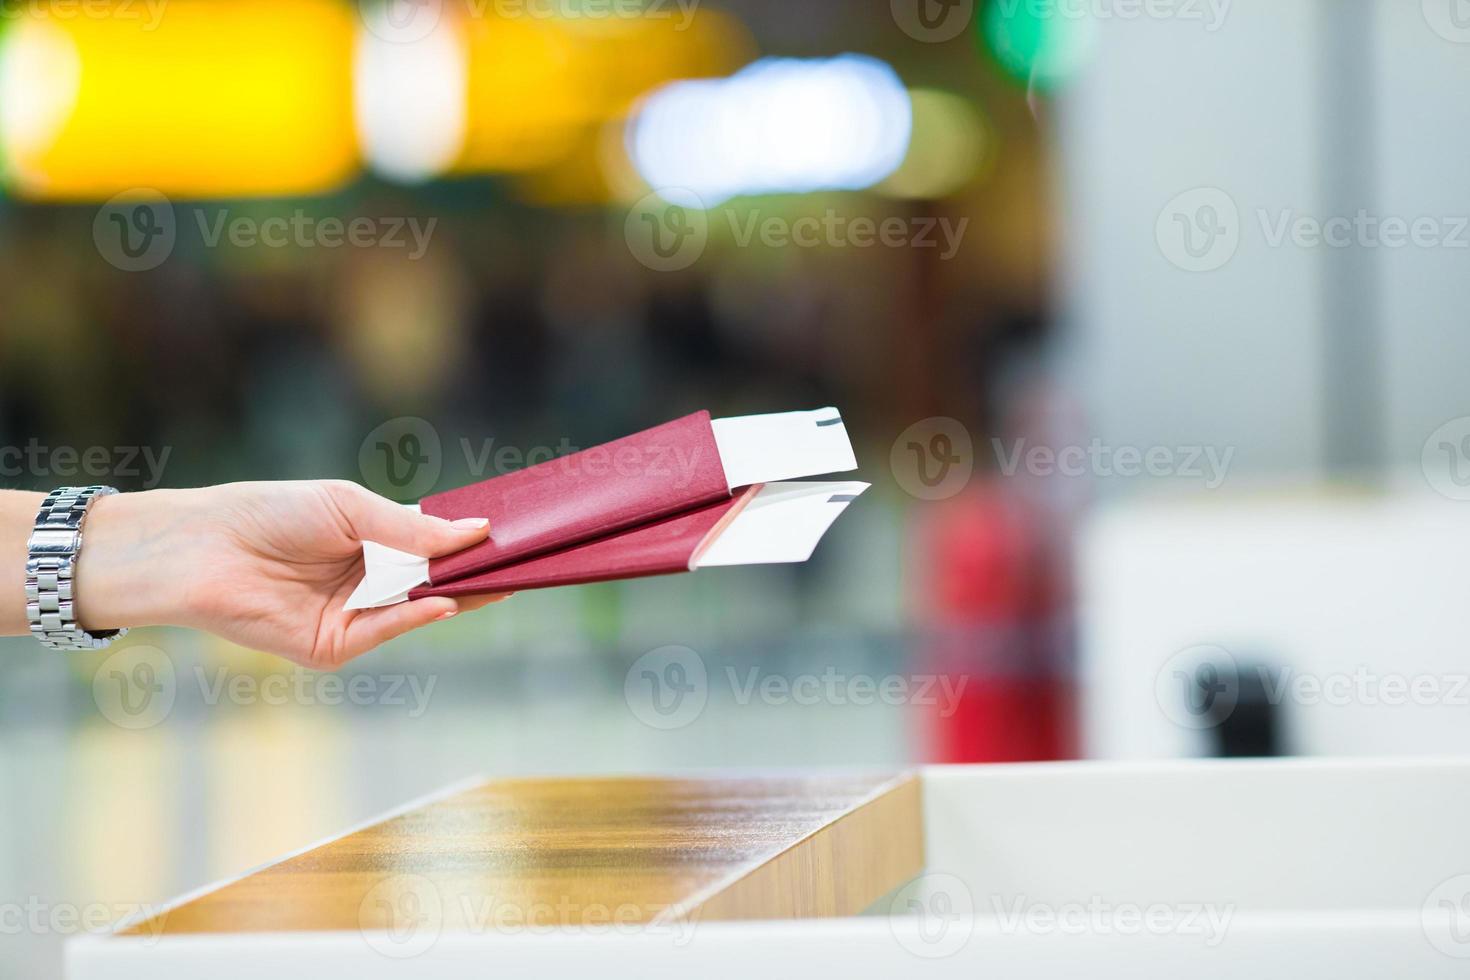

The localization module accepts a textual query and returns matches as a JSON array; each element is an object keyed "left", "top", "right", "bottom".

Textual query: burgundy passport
[
  {"left": 409, "top": 485, "right": 760, "bottom": 598},
  {"left": 419, "top": 411, "right": 729, "bottom": 585},
  {"left": 345, "top": 407, "right": 862, "bottom": 609}
]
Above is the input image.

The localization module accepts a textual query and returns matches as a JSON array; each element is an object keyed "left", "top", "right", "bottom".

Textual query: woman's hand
[{"left": 39, "top": 481, "right": 507, "bottom": 669}]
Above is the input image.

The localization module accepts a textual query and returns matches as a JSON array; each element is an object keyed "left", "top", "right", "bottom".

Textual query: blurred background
[{"left": 3, "top": 0, "right": 1470, "bottom": 973}]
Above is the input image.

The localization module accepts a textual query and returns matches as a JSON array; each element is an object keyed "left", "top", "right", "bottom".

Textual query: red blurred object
[{"left": 913, "top": 482, "right": 1077, "bottom": 763}]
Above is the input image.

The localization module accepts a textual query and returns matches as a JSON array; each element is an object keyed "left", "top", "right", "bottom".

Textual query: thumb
[{"left": 325, "top": 481, "right": 490, "bottom": 557}]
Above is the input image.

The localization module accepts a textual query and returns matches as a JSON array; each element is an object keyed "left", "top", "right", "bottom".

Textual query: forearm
[
  {"left": 1, "top": 488, "right": 204, "bottom": 637},
  {"left": 0, "top": 490, "right": 45, "bottom": 635}
]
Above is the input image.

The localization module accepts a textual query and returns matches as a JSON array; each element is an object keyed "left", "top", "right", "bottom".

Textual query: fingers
[
  {"left": 335, "top": 592, "right": 514, "bottom": 664},
  {"left": 341, "top": 596, "right": 459, "bottom": 661},
  {"left": 455, "top": 592, "right": 514, "bottom": 613},
  {"left": 325, "top": 481, "right": 490, "bottom": 557}
]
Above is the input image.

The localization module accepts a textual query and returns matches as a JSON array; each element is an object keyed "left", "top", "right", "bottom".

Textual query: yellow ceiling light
[
  {"left": 353, "top": 2, "right": 753, "bottom": 185},
  {"left": 572, "top": 7, "right": 754, "bottom": 118},
  {"left": 0, "top": 0, "right": 359, "bottom": 200},
  {"left": 456, "top": 11, "right": 590, "bottom": 173}
]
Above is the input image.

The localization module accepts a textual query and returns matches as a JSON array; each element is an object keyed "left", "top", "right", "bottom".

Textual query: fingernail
[
  {"left": 450, "top": 518, "right": 489, "bottom": 530},
  {"left": 436, "top": 609, "right": 458, "bottom": 621}
]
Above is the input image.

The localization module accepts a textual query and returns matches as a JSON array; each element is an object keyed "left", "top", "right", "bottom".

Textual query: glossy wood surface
[{"left": 121, "top": 772, "right": 923, "bottom": 936}]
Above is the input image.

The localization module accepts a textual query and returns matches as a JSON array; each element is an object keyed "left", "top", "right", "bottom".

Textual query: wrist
[{"left": 74, "top": 488, "right": 211, "bottom": 631}]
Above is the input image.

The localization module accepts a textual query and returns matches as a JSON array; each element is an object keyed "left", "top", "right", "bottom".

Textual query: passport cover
[
  {"left": 409, "top": 485, "right": 760, "bottom": 598},
  {"left": 420, "top": 411, "right": 729, "bottom": 584}
]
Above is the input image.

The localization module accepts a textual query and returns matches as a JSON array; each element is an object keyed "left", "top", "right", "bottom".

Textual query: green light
[{"left": 979, "top": 0, "right": 1093, "bottom": 91}]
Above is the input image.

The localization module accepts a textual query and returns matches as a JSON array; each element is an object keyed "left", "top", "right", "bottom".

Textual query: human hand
[{"left": 71, "top": 481, "right": 508, "bottom": 669}]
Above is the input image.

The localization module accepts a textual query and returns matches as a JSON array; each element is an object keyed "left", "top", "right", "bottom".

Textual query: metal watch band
[{"left": 26, "top": 485, "right": 127, "bottom": 652}]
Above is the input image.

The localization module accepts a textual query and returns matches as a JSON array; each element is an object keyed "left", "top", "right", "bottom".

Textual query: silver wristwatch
[{"left": 26, "top": 486, "right": 127, "bottom": 651}]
